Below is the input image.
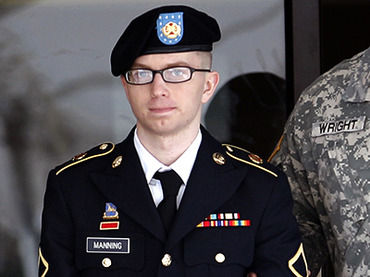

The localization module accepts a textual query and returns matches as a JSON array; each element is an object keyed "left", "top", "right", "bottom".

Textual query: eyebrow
[{"left": 131, "top": 61, "right": 193, "bottom": 69}]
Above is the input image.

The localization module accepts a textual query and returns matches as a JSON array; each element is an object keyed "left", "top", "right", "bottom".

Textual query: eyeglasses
[{"left": 124, "top": 66, "right": 211, "bottom": 85}]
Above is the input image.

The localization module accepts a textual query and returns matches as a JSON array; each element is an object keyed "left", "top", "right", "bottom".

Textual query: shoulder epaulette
[
  {"left": 56, "top": 142, "right": 115, "bottom": 175},
  {"left": 222, "top": 144, "right": 278, "bottom": 177}
]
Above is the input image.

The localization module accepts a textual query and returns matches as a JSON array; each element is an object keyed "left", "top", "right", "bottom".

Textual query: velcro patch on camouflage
[{"left": 311, "top": 116, "right": 366, "bottom": 137}]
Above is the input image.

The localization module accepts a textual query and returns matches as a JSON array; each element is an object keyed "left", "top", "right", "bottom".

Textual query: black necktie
[{"left": 153, "top": 170, "right": 182, "bottom": 232}]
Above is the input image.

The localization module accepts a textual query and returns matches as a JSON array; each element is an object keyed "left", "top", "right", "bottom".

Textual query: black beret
[{"left": 110, "top": 5, "right": 221, "bottom": 77}]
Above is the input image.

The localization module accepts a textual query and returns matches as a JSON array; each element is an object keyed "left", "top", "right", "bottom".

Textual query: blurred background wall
[{"left": 0, "top": 0, "right": 285, "bottom": 276}]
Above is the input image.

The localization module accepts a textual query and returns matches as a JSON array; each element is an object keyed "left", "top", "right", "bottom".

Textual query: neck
[{"left": 137, "top": 125, "right": 200, "bottom": 166}]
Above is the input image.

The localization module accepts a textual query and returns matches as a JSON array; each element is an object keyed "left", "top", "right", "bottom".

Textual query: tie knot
[{"left": 154, "top": 170, "right": 182, "bottom": 197}]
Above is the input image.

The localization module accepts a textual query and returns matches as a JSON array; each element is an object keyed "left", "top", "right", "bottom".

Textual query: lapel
[
  {"left": 166, "top": 128, "right": 248, "bottom": 249},
  {"left": 89, "top": 129, "right": 166, "bottom": 242}
]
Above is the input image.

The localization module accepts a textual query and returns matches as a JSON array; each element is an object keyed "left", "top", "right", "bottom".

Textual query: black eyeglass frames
[{"left": 124, "top": 66, "right": 211, "bottom": 85}]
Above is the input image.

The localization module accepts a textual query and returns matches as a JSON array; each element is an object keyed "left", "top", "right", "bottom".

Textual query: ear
[{"left": 201, "top": 71, "right": 219, "bottom": 104}]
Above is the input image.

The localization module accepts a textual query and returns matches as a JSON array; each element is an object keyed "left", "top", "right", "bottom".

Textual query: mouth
[{"left": 149, "top": 106, "right": 176, "bottom": 114}]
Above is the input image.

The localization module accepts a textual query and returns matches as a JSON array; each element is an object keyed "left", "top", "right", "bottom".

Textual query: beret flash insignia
[{"left": 157, "top": 12, "right": 183, "bottom": 45}]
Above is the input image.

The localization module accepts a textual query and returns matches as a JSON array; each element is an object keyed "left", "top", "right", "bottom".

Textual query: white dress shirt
[{"left": 134, "top": 129, "right": 202, "bottom": 208}]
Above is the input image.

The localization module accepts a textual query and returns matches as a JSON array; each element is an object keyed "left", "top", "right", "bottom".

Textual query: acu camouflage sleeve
[{"left": 270, "top": 111, "right": 330, "bottom": 277}]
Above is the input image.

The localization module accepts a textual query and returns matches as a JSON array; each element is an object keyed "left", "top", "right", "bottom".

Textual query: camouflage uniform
[{"left": 270, "top": 47, "right": 370, "bottom": 277}]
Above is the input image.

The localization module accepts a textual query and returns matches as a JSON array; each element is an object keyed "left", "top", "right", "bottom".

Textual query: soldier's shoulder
[
  {"left": 54, "top": 142, "right": 116, "bottom": 176},
  {"left": 222, "top": 144, "right": 279, "bottom": 178},
  {"left": 299, "top": 48, "right": 369, "bottom": 104}
]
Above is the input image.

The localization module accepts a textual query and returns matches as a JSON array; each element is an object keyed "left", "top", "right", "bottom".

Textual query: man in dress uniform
[{"left": 38, "top": 5, "right": 308, "bottom": 277}]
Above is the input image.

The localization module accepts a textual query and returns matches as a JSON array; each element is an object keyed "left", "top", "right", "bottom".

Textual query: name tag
[
  {"left": 312, "top": 116, "right": 366, "bottom": 137},
  {"left": 86, "top": 237, "right": 130, "bottom": 254}
]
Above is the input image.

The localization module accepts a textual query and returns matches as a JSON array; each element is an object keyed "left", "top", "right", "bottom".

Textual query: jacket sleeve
[
  {"left": 252, "top": 170, "right": 309, "bottom": 277},
  {"left": 270, "top": 117, "right": 330, "bottom": 277},
  {"left": 38, "top": 170, "right": 80, "bottom": 277}
]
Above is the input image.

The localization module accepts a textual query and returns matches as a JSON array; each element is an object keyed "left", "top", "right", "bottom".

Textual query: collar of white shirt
[
  {"left": 133, "top": 128, "right": 202, "bottom": 207},
  {"left": 134, "top": 128, "right": 202, "bottom": 184}
]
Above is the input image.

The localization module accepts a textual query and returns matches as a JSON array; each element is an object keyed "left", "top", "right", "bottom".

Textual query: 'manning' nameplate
[
  {"left": 311, "top": 116, "right": 366, "bottom": 137},
  {"left": 86, "top": 237, "right": 130, "bottom": 254}
]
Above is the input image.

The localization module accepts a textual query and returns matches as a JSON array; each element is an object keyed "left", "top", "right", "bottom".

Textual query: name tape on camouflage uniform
[
  {"left": 86, "top": 237, "right": 130, "bottom": 254},
  {"left": 311, "top": 116, "right": 366, "bottom": 137}
]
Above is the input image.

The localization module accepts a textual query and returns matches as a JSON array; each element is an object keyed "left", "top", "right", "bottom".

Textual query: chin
[{"left": 152, "top": 123, "right": 183, "bottom": 137}]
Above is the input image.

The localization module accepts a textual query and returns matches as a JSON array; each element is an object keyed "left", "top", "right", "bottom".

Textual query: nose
[{"left": 150, "top": 72, "right": 168, "bottom": 97}]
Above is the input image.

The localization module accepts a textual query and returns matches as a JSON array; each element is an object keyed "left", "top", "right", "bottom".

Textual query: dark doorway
[{"left": 205, "top": 72, "right": 287, "bottom": 160}]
